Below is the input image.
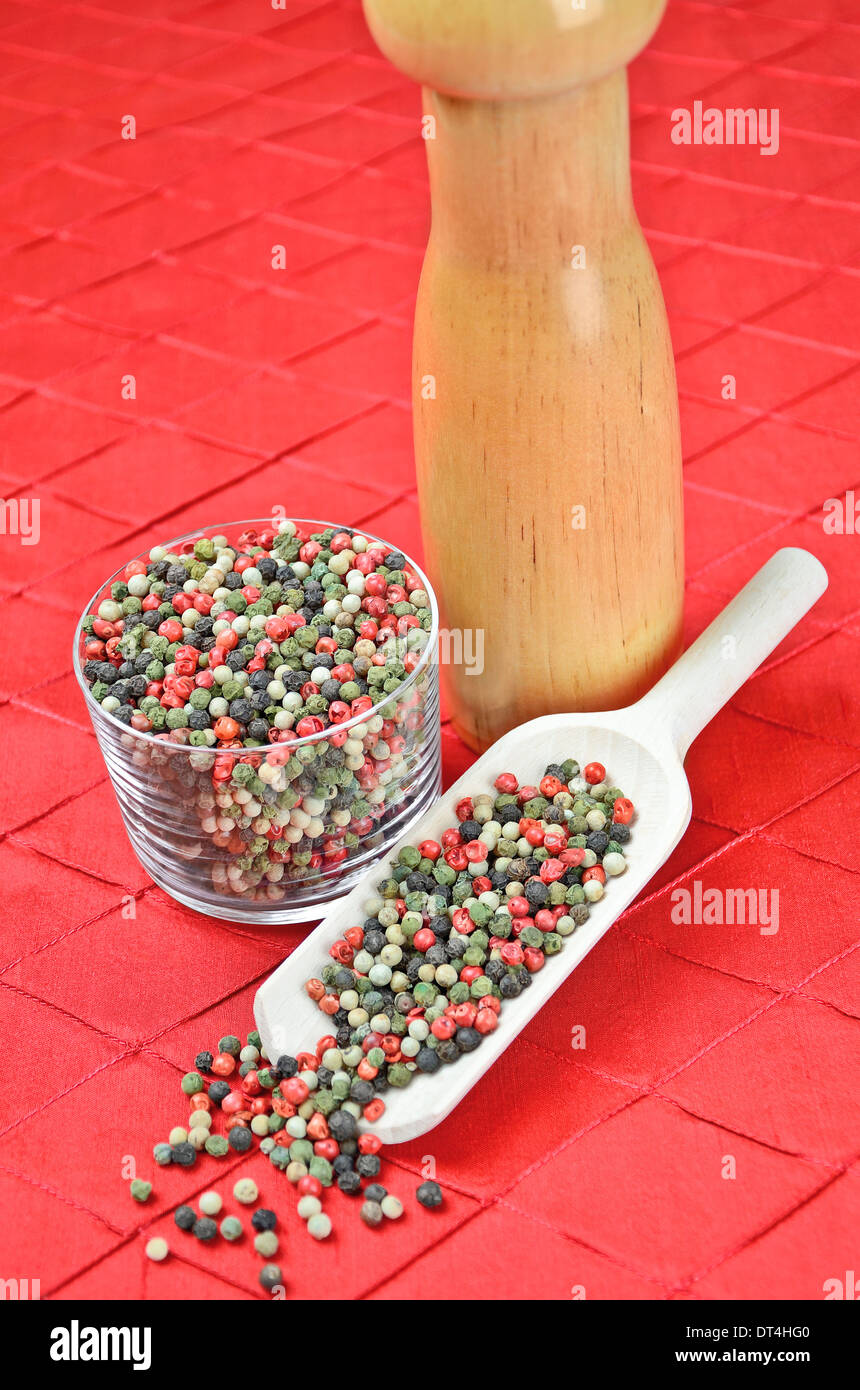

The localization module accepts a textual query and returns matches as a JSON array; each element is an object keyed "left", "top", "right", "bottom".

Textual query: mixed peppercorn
[
  {"left": 78, "top": 522, "right": 438, "bottom": 903},
  {"left": 135, "top": 758, "right": 632, "bottom": 1289},
  {"left": 303, "top": 758, "right": 633, "bottom": 1084},
  {"left": 80, "top": 522, "right": 432, "bottom": 744},
  {"left": 140, "top": 1025, "right": 428, "bottom": 1290}
]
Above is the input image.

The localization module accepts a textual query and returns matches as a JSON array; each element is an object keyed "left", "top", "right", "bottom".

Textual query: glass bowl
[{"left": 73, "top": 518, "right": 442, "bottom": 924}]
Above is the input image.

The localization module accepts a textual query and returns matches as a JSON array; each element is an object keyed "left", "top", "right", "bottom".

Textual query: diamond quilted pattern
[{"left": 0, "top": 0, "right": 856, "bottom": 1301}]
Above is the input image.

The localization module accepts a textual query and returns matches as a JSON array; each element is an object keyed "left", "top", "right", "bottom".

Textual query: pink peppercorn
[
  {"left": 431, "top": 1017, "right": 456, "bottom": 1040},
  {"left": 281, "top": 1078, "right": 309, "bottom": 1106}
]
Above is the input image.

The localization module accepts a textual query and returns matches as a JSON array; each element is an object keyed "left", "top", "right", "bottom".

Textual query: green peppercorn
[
  {"left": 308, "top": 1156, "right": 333, "bottom": 1187},
  {"left": 290, "top": 1139, "right": 313, "bottom": 1166},
  {"left": 361, "top": 1200, "right": 383, "bottom": 1228},
  {"left": 307, "top": 1213, "right": 332, "bottom": 1240},
  {"left": 254, "top": 1231, "right": 279, "bottom": 1257},
  {"left": 387, "top": 1063, "right": 413, "bottom": 1088}
]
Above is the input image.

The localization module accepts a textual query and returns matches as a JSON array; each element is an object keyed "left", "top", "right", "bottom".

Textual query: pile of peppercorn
[
  {"left": 135, "top": 759, "right": 629, "bottom": 1282},
  {"left": 303, "top": 757, "right": 634, "bottom": 1083},
  {"left": 79, "top": 521, "right": 433, "bottom": 747}
]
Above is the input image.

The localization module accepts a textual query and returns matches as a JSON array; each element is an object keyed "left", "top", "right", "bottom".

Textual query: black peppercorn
[
  {"left": 416, "top": 1180, "right": 443, "bottom": 1209},
  {"left": 524, "top": 879, "right": 548, "bottom": 907},
  {"left": 329, "top": 1109, "right": 357, "bottom": 1142},
  {"left": 174, "top": 1205, "right": 195, "bottom": 1231},
  {"left": 252, "top": 1208, "right": 277, "bottom": 1232},
  {"left": 337, "top": 1170, "right": 362, "bottom": 1196},
  {"left": 415, "top": 1046, "right": 440, "bottom": 1073},
  {"left": 455, "top": 1026, "right": 482, "bottom": 1052},
  {"left": 259, "top": 1264, "right": 282, "bottom": 1291}
]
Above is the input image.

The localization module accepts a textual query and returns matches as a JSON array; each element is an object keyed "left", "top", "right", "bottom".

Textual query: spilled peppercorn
[{"left": 138, "top": 759, "right": 631, "bottom": 1287}]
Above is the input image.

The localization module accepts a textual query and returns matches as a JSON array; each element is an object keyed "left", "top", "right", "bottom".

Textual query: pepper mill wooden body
[{"left": 363, "top": 0, "right": 684, "bottom": 751}]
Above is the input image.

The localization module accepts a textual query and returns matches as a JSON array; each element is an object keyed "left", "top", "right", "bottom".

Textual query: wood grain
[{"left": 364, "top": 0, "right": 684, "bottom": 750}]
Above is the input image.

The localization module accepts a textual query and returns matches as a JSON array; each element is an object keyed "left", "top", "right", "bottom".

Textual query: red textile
[{"left": 0, "top": 0, "right": 857, "bottom": 1301}]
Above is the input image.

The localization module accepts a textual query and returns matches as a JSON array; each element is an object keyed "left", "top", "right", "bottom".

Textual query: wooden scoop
[{"left": 255, "top": 549, "right": 827, "bottom": 1144}]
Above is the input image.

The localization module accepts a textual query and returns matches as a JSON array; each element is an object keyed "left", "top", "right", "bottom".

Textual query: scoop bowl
[{"left": 255, "top": 548, "right": 827, "bottom": 1143}]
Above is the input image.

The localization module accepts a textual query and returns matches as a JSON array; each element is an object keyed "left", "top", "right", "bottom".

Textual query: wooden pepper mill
[{"left": 363, "top": 0, "right": 684, "bottom": 751}]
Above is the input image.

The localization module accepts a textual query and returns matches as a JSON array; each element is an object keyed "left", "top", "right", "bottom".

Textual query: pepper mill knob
[
  {"left": 364, "top": 0, "right": 684, "bottom": 752},
  {"left": 364, "top": 0, "right": 669, "bottom": 98}
]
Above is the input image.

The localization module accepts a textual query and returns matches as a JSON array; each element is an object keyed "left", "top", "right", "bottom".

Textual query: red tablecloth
[{"left": 0, "top": 0, "right": 858, "bottom": 1301}]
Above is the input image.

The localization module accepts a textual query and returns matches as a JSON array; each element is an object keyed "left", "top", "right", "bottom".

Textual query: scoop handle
[{"left": 635, "top": 547, "right": 828, "bottom": 761}]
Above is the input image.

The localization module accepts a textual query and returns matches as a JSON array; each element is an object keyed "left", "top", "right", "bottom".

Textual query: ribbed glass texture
[{"left": 74, "top": 520, "right": 442, "bottom": 924}]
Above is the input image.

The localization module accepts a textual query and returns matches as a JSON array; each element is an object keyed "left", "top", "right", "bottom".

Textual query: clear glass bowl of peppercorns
[{"left": 74, "top": 518, "right": 442, "bottom": 924}]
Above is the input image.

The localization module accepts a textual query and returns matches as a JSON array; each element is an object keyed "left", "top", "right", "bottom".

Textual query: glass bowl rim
[{"left": 72, "top": 515, "right": 440, "bottom": 754}]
